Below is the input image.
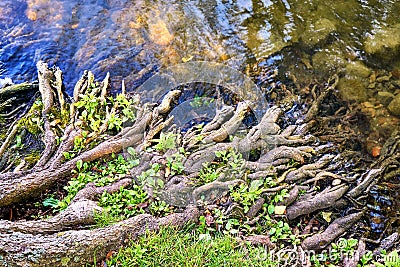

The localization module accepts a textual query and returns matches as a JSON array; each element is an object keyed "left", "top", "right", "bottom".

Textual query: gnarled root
[{"left": 0, "top": 206, "right": 200, "bottom": 267}]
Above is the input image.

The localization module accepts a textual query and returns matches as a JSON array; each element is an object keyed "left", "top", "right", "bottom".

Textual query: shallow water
[
  {"left": 1, "top": 0, "right": 400, "bottom": 237},
  {"left": 2, "top": 0, "right": 400, "bottom": 90}
]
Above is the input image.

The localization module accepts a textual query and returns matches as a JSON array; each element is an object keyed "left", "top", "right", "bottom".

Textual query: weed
[
  {"left": 151, "top": 132, "right": 177, "bottom": 152},
  {"left": 166, "top": 152, "right": 185, "bottom": 176},
  {"left": 99, "top": 185, "right": 148, "bottom": 220},
  {"left": 58, "top": 153, "right": 139, "bottom": 210},
  {"left": 229, "top": 179, "right": 264, "bottom": 213},
  {"left": 106, "top": 227, "right": 278, "bottom": 267},
  {"left": 193, "top": 148, "right": 245, "bottom": 186},
  {"left": 149, "top": 200, "right": 174, "bottom": 216},
  {"left": 137, "top": 163, "right": 163, "bottom": 189},
  {"left": 374, "top": 250, "right": 400, "bottom": 267},
  {"left": 310, "top": 238, "right": 359, "bottom": 267},
  {"left": 197, "top": 162, "right": 220, "bottom": 185}
]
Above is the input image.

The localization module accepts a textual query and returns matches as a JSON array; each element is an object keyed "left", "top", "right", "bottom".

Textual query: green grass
[{"left": 106, "top": 227, "right": 277, "bottom": 267}]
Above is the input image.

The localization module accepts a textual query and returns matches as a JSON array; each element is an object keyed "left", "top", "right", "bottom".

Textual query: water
[
  {"left": 2, "top": 0, "right": 400, "bottom": 90},
  {"left": 1, "top": 0, "right": 400, "bottom": 237}
]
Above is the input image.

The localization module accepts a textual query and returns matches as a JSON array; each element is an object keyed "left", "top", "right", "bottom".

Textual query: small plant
[
  {"left": 151, "top": 132, "right": 177, "bottom": 152},
  {"left": 137, "top": 163, "right": 163, "bottom": 189},
  {"left": 229, "top": 179, "right": 264, "bottom": 213},
  {"left": 193, "top": 148, "right": 245, "bottom": 186},
  {"left": 58, "top": 154, "right": 139, "bottom": 210},
  {"left": 266, "top": 188, "right": 289, "bottom": 215},
  {"left": 149, "top": 200, "right": 174, "bottom": 216},
  {"left": 197, "top": 162, "right": 220, "bottom": 185},
  {"left": 358, "top": 250, "right": 373, "bottom": 266},
  {"left": 42, "top": 196, "right": 60, "bottom": 208},
  {"left": 166, "top": 152, "right": 185, "bottom": 176},
  {"left": 73, "top": 131, "right": 88, "bottom": 152},
  {"left": 310, "top": 238, "right": 359, "bottom": 267},
  {"left": 268, "top": 220, "right": 293, "bottom": 243},
  {"left": 374, "top": 250, "right": 400, "bottom": 267},
  {"left": 99, "top": 185, "right": 148, "bottom": 221},
  {"left": 74, "top": 90, "right": 137, "bottom": 134}
]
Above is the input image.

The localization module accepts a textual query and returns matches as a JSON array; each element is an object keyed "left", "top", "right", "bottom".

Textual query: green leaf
[
  {"left": 43, "top": 197, "right": 60, "bottom": 208},
  {"left": 127, "top": 147, "right": 136, "bottom": 156},
  {"left": 249, "top": 179, "right": 263, "bottom": 192},
  {"left": 268, "top": 204, "right": 275, "bottom": 214},
  {"left": 76, "top": 160, "right": 83, "bottom": 170}
]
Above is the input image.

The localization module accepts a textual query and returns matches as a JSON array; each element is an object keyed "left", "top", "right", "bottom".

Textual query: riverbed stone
[
  {"left": 312, "top": 45, "right": 346, "bottom": 75},
  {"left": 387, "top": 94, "right": 400, "bottom": 116},
  {"left": 345, "top": 61, "right": 371, "bottom": 78},
  {"left": 376, "top": 91, "right": 395, "bottom": 106},
  {"left": 338, "top": 77, "right": 368, "bottom": 102},
  {"left": 302, "top": 18, "right": 336, "bottom": 47},
  {"left": 364, "top": 23, "right": 400, "bottom": 57}
]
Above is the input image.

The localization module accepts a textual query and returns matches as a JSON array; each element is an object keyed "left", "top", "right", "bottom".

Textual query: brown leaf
[
  {"left": 136, "top": 202, "right": 148, "bottom": 209},
  {"left": 106, "top": 250, "right": 116, "bottom": 260},
  {"left": 204, "top": 210, "right": 214, "bottom": 226}
]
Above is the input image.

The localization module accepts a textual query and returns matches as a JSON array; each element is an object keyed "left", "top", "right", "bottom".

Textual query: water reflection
[{"left": 1, "top": 0, "right": 400, "bottom": 98}]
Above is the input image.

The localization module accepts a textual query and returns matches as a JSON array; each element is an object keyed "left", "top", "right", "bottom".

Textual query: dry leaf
[
  {"left": 204, "top": 210, "right": 214, "bottom": 226},
  {"left": 182, "top": 55, "right": 193, "bottom": 62},
  {"left": 274, "top": 205, "right": 286, "bottom": 215},
  {"left": 322, "top": 211, "right": 332, "bottom": 223}
]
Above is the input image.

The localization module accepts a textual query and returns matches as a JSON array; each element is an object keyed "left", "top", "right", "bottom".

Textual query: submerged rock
[
  {"left": 376, "top": 91, "right": 395, "bottom": 106},
  {"left": 345, "top": 61, "right": 371, "bottom": 78},
  {"left": 312, "top": 45, "right": 347, "bottom": 75},
  {"left": 387, "top": 93, "right": 400, "bottom": 116},
  {"left": 338, "top": 77, "right": 368, "bottom": 102},
  {"left": 364, "top": 23, "right": 400, "bottom": 61},
  {"left": 302, "top": 18, "right": 336, "bottom": 47},
  {"left": 337, "top": 61, "right": 371, "bottom": 102}
]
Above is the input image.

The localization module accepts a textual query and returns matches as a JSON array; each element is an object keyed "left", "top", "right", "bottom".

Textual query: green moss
[
  {"left": 0, "top": 82, "right": 36, "bottom": 96},
  {"left": 24, "top": 150, "right": 41, "bottom": 167},
  {"left": 17, "top": 99, "right": 43, "bottom": 135}
]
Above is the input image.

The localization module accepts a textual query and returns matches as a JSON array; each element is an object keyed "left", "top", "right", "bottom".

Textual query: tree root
[
  {"left": 0, "top": 206, "right": 200, "bottom": 267},
  {"left": 302, "top": 210, "right": 365, "bottom": 251},
  {"left": 286, "top": 184, "right": 349, "bottom": 220},
  {"left": 0, "top": 63, "right": 397, "bottom": 266}
]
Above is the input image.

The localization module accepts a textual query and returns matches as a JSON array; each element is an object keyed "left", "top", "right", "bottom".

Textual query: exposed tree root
[
  {"left": 0, "top": 62, "right": 398, "bottom": 266},
  {"left": 0, "top": 206, "right": 200, "bottom": 267}
]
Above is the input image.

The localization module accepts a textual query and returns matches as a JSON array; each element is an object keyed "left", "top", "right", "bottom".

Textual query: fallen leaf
[
  {"left": 274, "top": 205, "right": 286, "bottom": 215},
  {"left": 106, "top": 250, "right": 116, "bottom": 260},
  {"left": 182, "top": 55, "right": 193, "bottom": 62},
  {"left": 50, "top": 119, "right": 61, "bottom": 127},
  {"left": 204, "top": 210, "right": 214, "bottom": 226},
  {"left": 136, "top": 202, "right": 148, "bottom": 209},
  {"left": 371, "top": 146, "right": 381, "bottom": 157},
  {"left": 322, "top": 211, "right": 332, "bottom": 223},
  {"left": 165, "top": 166, "right": 171, "bottom": 177}
]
